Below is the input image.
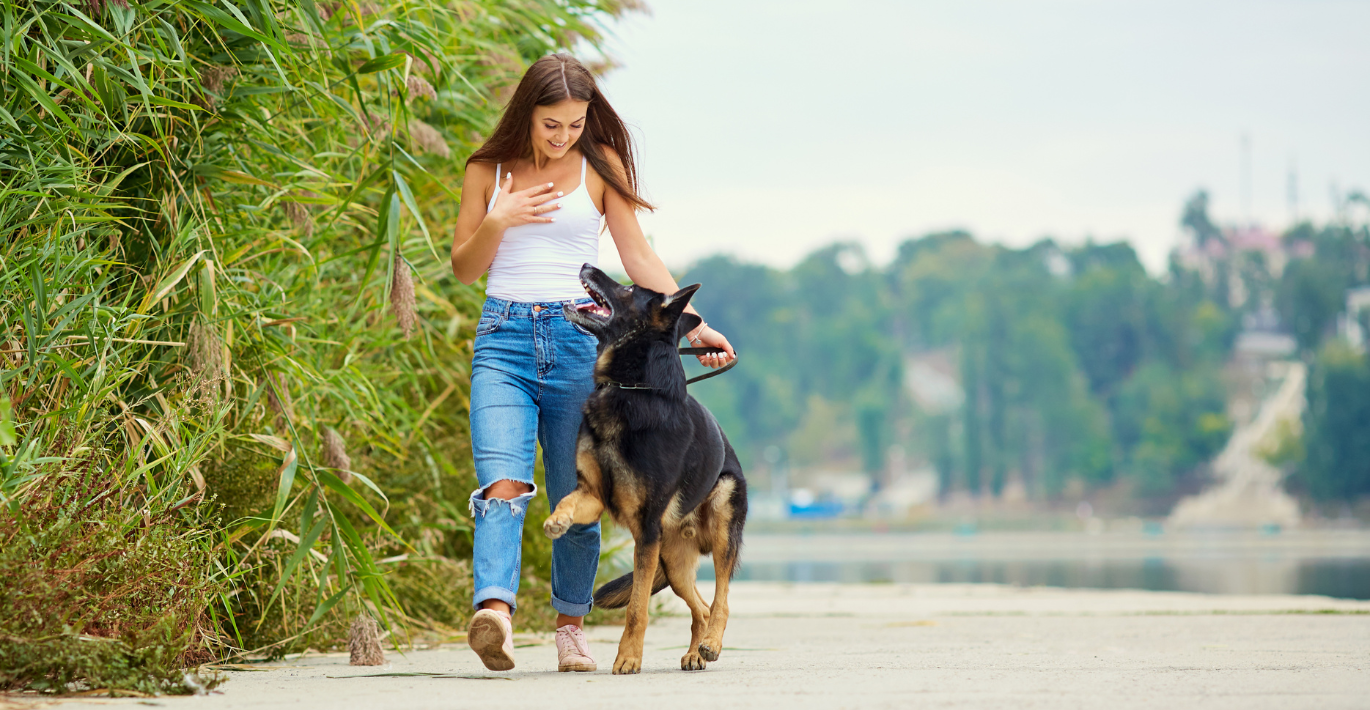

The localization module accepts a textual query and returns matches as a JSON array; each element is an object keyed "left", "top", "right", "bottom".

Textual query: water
[{"left": 699, "top": 530, "right": 1370, "bottom": 599}]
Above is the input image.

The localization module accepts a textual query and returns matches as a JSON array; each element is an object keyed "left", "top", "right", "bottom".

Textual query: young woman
[{"left": 449, "top": 54, "right": 735, "bottom": 673}]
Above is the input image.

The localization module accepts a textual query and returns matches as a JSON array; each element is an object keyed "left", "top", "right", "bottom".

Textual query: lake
[{"left": 699, "top": 529, "right": 1370, "bottom": 600}]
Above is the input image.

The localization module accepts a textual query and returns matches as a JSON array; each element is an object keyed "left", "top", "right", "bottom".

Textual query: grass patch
[{"left": 0, "top": 482, "right": 222, "bottom": 695}]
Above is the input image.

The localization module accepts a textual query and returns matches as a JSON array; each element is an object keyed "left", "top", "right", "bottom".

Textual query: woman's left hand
[{"left": 693, "top": 326, "right": 736, "bottom": 368}]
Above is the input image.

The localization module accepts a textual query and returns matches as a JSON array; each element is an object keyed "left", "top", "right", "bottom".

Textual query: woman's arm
[
  {"left": 600, "top": 156, "right": 736, "bottom": 367},
  {"left": 450, "top": 163, "right": 562, "bottom": 285}
]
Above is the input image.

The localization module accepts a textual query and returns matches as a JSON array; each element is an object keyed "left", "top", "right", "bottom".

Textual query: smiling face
[{"left": 530, "top": 100, "right": 589, "bottom": 163}]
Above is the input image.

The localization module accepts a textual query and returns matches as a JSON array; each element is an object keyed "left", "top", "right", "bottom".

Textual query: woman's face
[{"left": 530, "top": 100, "right": 589, "bottom": 162}]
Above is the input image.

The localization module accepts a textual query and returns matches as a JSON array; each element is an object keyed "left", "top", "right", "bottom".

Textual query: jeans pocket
[{"left": 476, "top": 313, "right": 503, "bottom": 336}]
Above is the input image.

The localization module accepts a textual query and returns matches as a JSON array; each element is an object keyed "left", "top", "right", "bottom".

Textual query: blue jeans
[{"left": 468, "top": 296, "right": 600, "bottom": 616}]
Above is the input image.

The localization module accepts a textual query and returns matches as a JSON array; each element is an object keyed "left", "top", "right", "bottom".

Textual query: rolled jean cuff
[
  {"left": 551, "top": 592, "right": 592, "bottom": 617},
  {"left": 474, "top": 585, "right": 519, "bottom": 613}
]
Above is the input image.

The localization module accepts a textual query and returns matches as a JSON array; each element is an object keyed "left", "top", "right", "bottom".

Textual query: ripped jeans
[{"left": 468, "top": 296, "right": 600, "bottom": 616}]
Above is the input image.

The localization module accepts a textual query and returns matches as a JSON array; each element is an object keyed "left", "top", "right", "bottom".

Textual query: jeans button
[{"left": 532, "top": 305, "right": 542, "bottom": 314}]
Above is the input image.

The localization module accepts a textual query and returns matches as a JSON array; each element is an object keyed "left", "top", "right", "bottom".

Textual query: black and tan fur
[{"left": 545, "top": 264, "right": 747, "bottom": 674}]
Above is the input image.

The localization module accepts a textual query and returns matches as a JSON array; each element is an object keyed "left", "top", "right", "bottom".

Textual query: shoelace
[{"left": 556, "top": 626, "right": 589, "bottom": 655}]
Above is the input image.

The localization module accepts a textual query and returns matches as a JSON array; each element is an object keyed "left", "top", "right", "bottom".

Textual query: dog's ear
[
  {"left": 660, "top": 283, "right": 700, "bottom": 320},
  {"left": 675, "top": 312, "right": 703, "bottom": 343}
]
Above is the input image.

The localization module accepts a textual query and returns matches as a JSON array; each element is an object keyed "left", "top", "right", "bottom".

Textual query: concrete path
[{"left": 48, "top": 582, "right": 1370, "bottom": 710}]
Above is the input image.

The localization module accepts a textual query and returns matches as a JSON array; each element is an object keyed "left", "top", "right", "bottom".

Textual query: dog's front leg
[
  {"left": 543, "top": 488, "right": 603, "bottom": 540},
  {"left": 613, "top": 538, "right": 661, "bottom": 675}
]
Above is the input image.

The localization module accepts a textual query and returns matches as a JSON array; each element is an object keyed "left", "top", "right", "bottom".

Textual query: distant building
[
  {"left": 1177, "top": 224, "right": 1312, "bottom": 309},
  {"left": 1235, "top": 306, "right": 1296, "bottom": 359},
  {"left": 903, "top": 351, "right": 963, "bottom": 414}
]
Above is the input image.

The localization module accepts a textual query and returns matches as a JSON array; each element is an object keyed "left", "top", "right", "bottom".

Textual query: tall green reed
[{"left": 1, "top": 0, "right": 638, "bottom": 688}]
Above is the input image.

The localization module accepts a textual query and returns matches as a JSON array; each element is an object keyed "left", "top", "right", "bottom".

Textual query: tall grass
[{"left": 1, "top": 0, "right": 637, "bottom": 692}]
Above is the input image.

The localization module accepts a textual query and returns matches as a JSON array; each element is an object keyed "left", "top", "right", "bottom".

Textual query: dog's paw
[
  {"left": 680, "top": 651, "right": 707, "bottom": 671},
  {"left": 612, "top": 654, "right": 642, "bottom": 675},
  {"left": 697, "top": 642, "right": 719, "bottom": 662},
  {"left": 542, "top": 513, "right": 571, "bottom": 540}
]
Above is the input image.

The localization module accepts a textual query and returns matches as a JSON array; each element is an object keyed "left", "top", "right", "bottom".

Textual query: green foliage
[
  {"left": 1182, "top": 191, "right": 1223, "bottom": 248},
  {"left": 1276, "top": 224, "right": 1367, "bottom": 352},
  {"left": 1113, "top": 363, "right": 1230, "bottom": 495},
  {"left": 1296, "top": 344, "right": 1370, "bottom": 501},
  {"left": 1273, "top": 216, "right": 1370, "bottom": 501},
  {"left": 682, "top": 244, "right": 901, "bottom": 473},
  {"left": 684, "top": 231, "right": 1233, "bottom": 500},
  {"left": 0, "top": 0, "right": 636, "bottom": 691},
  {"left": 0, "top": 482, "right": 221, "bottom": 694}
]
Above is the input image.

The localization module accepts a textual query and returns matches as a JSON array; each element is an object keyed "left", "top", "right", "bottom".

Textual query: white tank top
[{"left": 484, "top": 157, "right": 603, "bottom": 302}]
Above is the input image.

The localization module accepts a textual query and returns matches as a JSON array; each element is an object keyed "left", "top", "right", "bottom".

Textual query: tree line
[{"left": 680, "top": 194, "right": 1370, "bottom": 509}]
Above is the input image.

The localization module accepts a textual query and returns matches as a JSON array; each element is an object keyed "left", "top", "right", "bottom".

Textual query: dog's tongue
[{"left": 576, "top": 302, "right": 610, "bottom": 317}]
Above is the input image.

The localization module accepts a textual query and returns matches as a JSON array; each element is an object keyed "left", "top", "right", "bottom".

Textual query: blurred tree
[
  {"left": 1277, "top": 258, "right": 1347, "bottom": 352},
  {"left": 1275, "top": 222, "right": 1369, "bottom": 354},
  {"left": 1064, "top": 243, "right": 1151, "bottom": 397},
  {"left": 1296, "top": 344, "right": 1370, "bottom": 500},
  {"left": 1113, "top": 364, "right": 1231, "bottom": 495},
  {"left": 1182, "top": 191, "right": 1225, "bottom": 248},
  {"left": 671, "top": 216, "right": 1279, "bottom": 503}
]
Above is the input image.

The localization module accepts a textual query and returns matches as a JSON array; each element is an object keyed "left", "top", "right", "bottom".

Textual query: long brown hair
[{"left": 467, "top": 54, "right": 654, "bottom": 211}]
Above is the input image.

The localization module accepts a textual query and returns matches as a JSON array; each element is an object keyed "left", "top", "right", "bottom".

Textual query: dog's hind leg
[
  {"left": 613, "top": 536, "right": 661, "bottom": 675},
  {"left": 661, "top": 535, "right": 710, "bottom": 671},
  {"left": 543, "top": 487, "right": 603, "bottom": 540},
  {"left": 699, "top": 473, "right": 746, "bottom": 663}
]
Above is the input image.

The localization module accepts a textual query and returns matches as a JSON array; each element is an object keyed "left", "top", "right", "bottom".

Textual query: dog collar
[{"left": 598, "top": 380, "right": 655, "bottom": 390}]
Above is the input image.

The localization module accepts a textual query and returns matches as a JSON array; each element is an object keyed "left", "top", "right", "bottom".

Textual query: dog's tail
[{"left": 592, "top": 563, "right": 669, "bottom": 609}]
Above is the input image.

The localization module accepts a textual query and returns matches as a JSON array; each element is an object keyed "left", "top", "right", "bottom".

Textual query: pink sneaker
[
  {"left": 555, "top": 624, "right": 596, "bottom": 672},
  {"left": 468, "top": 609, "right": 515, "bottom": 671}
]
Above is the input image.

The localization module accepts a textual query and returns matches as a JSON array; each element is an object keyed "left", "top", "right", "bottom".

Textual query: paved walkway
[{"left": 50, "top": 583, "right": 1370, "bottom": 709}]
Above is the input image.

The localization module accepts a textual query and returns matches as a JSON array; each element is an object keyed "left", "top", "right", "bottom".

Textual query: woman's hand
[
  {"left": 691, "top": 325, "right": 736, "bottom": 368},
  {"left": 486, "top": 173, "right": 562, "bottom": 229}
]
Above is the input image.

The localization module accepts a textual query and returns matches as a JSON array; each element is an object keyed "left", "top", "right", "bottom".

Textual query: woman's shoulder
[
  {"left": 465, "top": 159, "right": 501, "bottom": 180},
  {"left": 462, "top": 160, "right": 501, "bottom": 210},
  {"left": 595, "top": 145, "right": 625, "bottom": 170},
  {"left": 584, "top": 145, "right": 626, "bottom": 183}
]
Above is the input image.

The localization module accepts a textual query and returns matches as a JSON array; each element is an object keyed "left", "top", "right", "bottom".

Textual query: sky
[{"left": 591, "top": 0, "right": 1370, "bottom": 274}]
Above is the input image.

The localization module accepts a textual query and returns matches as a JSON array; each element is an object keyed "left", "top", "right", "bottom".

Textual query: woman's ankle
[
  {"left": 555, "top": 613, "right": 584, "bottom": 629},
  {"left": 480, "top": 599, "right": 513, "bottom": 617}
]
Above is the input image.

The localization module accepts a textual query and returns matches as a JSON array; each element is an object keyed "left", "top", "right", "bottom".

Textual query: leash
[
  {"left": 600, "top": 347, "right": 738, "bottom": 390},
  {"left": 679, "top": 347, "right": 738, "bottom": 386}
]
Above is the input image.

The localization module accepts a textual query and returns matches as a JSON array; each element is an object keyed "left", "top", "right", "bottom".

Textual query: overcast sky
[{"left": 591, "top": 0, "right": 1370, "bottom": 273}]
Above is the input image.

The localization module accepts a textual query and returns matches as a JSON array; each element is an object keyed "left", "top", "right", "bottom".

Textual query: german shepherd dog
[{"left": 544, "top": 264, "right": 747, "bottom": 675}]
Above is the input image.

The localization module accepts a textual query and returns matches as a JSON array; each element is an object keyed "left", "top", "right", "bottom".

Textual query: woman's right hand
[{"left": 487, "top": 173, "right": 562, "bottom": 229}]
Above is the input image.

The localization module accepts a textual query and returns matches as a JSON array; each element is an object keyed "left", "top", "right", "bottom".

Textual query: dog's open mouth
[{"left": 575, "top": 277, "right": 612, "bottom": 319}]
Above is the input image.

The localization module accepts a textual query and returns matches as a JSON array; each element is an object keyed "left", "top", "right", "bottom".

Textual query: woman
[{"left": 449, "top": 54, "right": 735, "bottom": 673}]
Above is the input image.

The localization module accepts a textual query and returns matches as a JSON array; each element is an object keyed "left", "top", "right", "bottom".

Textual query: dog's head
[{"left": 564, "top": 263, "right": 702, "bottom": 351}]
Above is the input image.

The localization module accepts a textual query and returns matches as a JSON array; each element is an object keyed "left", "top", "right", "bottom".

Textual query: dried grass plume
[
  {"left": 362, "top": 114, "right": 391, "bottom": 140},
  {"left": 390, "top": 258, "right": 417, "bottom": 339},
  {"left": 185, "top": 321, "right": 225, "bottom": 395},
  {"left": 408, "top": 120, "right": 450, "bottom": 158},
  {"left": 200, "top": 65, "right": 238, "bottom": 95},
  {"left": 405, "top": 75, "right": 436, "bottom": 101},
  {"left": 264, "top": 372, "right": 294, "bottom": 425},
  {"left": 84, "top": 0, "right": 129, "bottom": 15},
  {"left": 321, "top": 427, "right": 353, "bottom": 484},
  {"left": 283, "top": 200, "right": 313, "bottom": 237},
  {"left": 348, "top": 615, "right": 385, "bottom": 666}
]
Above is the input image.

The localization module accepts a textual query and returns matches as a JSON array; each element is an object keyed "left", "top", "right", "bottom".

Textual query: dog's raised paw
[
  {"left": 680, "top": 651, "right": 707, "bottom": 671},
  {"left": 612, "top": 655, "right": 642, "bottom": 675},
  {"left": 697, "top": 643, "right": 719, "bottom": 662},
  {"left": 542, "top": 514, "right": 571, "bottom": 540}
]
